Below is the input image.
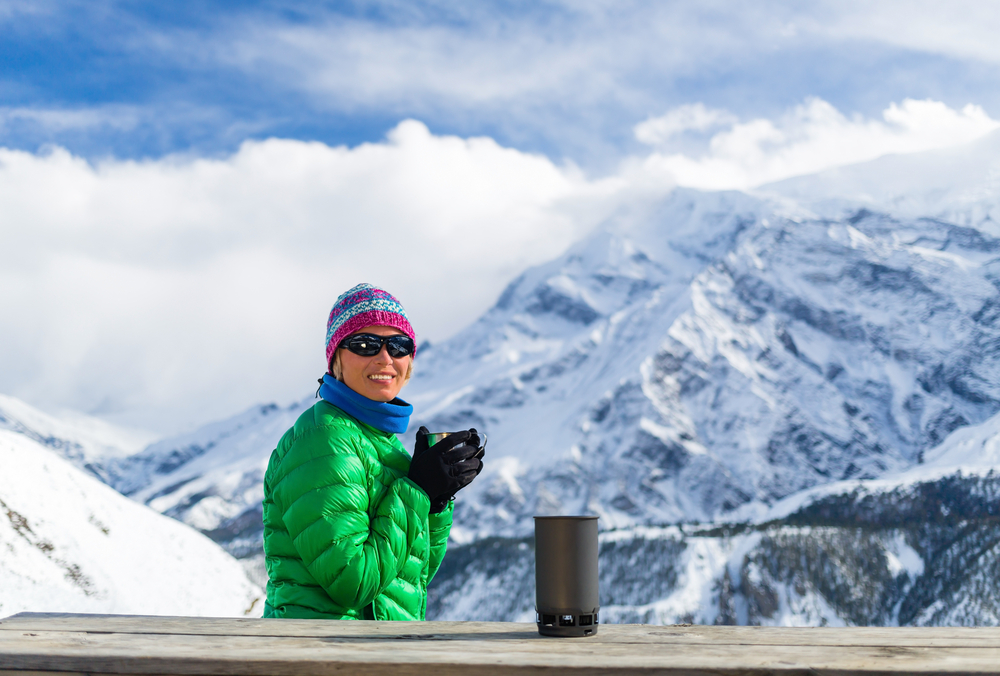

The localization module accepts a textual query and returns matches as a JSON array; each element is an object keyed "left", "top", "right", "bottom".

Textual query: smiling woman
[{"left": 260, "top": 283, "right": 485, "bottom": 621}]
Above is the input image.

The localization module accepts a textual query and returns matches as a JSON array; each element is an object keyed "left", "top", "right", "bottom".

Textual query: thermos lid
[{"left": 533, "top": 515, "right": 599, "bottom": 520}]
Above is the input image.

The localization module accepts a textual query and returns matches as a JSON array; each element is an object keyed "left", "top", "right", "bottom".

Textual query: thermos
[{"left": 534, "top": 515, "right": 599, "bottom": 637}]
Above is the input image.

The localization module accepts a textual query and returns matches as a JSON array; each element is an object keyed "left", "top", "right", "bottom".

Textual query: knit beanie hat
[{"left": 325, "top": 283, "right": 416, "bottom": 368}]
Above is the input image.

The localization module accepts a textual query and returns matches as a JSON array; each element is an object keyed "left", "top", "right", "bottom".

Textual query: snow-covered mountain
[
  {"left": 407, "top": 186, "right": 1000, "bottom": 539},
  {"left": 430, "top": 410, "right": 1000, "bottom": 627},
  {"left": 407, "top": 189, "right": 785, "bottom": 535},
  {"left": 0, "top": 403, "right": 262, "bottom": 618},
  {"left": 425, "top": 134, "right": 1000, "bottom": 626},
  {"left": 0, "top": 393, "right": 155, "bottom": 477},
  {"left": 95, "top": 400, "right": 310, "bottom": 586},
  {"left": 73, "top": 131, "right": 1000, "bottom": 625}
]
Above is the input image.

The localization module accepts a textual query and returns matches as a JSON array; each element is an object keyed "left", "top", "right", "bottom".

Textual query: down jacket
[{"left": 262, "top": 400, "right": 453, "bottom": 620}]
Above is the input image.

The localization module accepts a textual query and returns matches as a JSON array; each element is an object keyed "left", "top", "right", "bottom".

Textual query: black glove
[
  {"left": 409, "top": 427, "right": 485, "bottom": 513},
  {"left": 408, "top": 427, "right": 471, "bottom": 504},
  {"left": 425, "top": 428, "right": 486, "bottom": 512},
  {"left": 441, "top": 427, "right": 484, "bottom": 478},
  {"left": 466, "top": 427, "right": 486, "bottom": 466}
]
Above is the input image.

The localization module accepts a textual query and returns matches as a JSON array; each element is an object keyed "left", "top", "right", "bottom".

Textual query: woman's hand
[
  {"left": 432, "top": 427, "right": 486, "bottom": 512},
  {"left": 409, "top": 426, "right": 485, "bottom": 512}
]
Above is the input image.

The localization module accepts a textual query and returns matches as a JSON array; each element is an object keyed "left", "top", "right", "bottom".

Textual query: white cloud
[
  {"left": 220, "top": 16, "right": 602, "bottom": 109},
  {"left": 179, "top": 2, "right": 1000, "bottom": 121},
  {"left": 0, "top": 121, "right": 622, "bottom": 433},
  {"left": 175, "top": 3, "right": 800, "bottom": 120},
  {"left": 632, "top": 98, "right": 1000, "bottom": 190},
  {"left": 813, "top": 0, "right": 1000, "bottom": 64},
  {"left": 0, "top": 106, "right": 142, "bottom": 133},
  {"left": 634, "top": 104, "right": 738, "bottom": 146}
]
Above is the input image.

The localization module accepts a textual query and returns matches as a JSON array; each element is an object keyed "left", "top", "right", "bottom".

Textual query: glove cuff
[{"left": 429, "top": 494, "right": 454, "bottom": 514}]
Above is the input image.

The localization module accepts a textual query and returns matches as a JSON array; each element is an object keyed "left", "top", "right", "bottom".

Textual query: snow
[
  {"left": 884, "top": 532, "right": 924, "bottom": 580},
  {"left": 109, "top": 400, "right": 311, "bottom": 532},
  {"left": 769, "top": 584, "right": 849, "bottom": 628},
  {"left": 0, "top": 427, "right": 261, "bottom": 619},
  {"left": 601, "top": 536, "right": 731, "bottom": 625},
  {"left": 918, "top": 410, "right": 1000, "bottom": 474},
  {"left": 0, "top": 393, "right": 156, "bottom": 468},
  {"left": 761, "top": 408, "right": 1000, "bottom": 523}
]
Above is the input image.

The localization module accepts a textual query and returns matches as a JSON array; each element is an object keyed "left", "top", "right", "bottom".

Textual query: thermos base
[{"left": 536, "top": 610, "right": 599, "bottom": 637}]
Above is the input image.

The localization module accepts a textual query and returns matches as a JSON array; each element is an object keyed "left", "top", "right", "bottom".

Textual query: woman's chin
[{"left": 362, "top": 380, "right": 400, "bottom": 401}]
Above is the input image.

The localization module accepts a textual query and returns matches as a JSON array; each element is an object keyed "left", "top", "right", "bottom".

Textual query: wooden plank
[
  {"left": 0, "top": 614, "right": 543, "bottom": 640},
  {"left": 4, "top": 613, "right": 1000, "bottom": 648},
  {"left": 5, "top": 614, "right": 1000, "bottom": 674},
  {"left": 4, "top": 625, "right": 1000, "bottom": 674}
]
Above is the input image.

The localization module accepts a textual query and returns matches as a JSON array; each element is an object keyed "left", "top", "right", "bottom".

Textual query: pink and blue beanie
[{"left": 325, "top": 283, "right": 416, "bottom": 368}]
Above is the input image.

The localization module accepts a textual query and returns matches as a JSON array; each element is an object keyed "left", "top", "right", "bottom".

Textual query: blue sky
[
  {"left": 4, "top": 1, "right": 1000, "bottom": 434},
  {"left": 4, "top": 1, "right": 1000, "bottom": 168}
]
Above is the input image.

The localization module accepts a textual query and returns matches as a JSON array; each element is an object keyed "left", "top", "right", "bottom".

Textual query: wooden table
[{"left": 3, "top": 613, "right": 1000, "bottom": 675}]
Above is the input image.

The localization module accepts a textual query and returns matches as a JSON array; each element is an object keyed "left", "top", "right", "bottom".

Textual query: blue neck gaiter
[{"left": 318, "top": 373, "right": 412, "bottom": 434}]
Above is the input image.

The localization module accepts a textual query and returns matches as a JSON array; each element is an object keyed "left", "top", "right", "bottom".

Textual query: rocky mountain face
[
  {"left": 406, "top": 190, "right": 1000, "bottom": 542},
  {"left": 430, "top": 465, "right": 1000, "bottom": 627},
  {"left": 405, "top": 189, "right": 781, "bottom": 536},
  {"left": 58, "top": 133, "right": 1000, "bottom": 625}
]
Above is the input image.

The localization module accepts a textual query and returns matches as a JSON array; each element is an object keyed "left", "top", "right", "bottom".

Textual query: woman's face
[{"left": 338, "top": 325, "right": 412, "bottom": 402}]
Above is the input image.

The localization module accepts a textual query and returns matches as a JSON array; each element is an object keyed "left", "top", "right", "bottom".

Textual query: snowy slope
[
  {"left": 106, "top": 400, "right": 310, "bottom": 517},
  {"left": 0, "top": 393, "right": 156, "bottom": 474},
  {"left": 98, "top": 399, "right": 312, "bottom": 585},
  {"left": 919, "top": 408, "right": 1000, "bottom": 475},
  {"left": 749, "top": 408, "right": 1000, "bottom": 523},
  {"left": 0, "top": 424, "right": 262, "bottom": 618}
]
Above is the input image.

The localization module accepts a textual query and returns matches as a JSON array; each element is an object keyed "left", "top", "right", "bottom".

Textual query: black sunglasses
[{"left": 338, "top": 333, "right": 415, "bottom": 358}]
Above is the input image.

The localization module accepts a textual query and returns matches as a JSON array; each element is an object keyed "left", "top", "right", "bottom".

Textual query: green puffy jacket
[{"left": 262, "top": 400, "right": 452, "bottom": 620}]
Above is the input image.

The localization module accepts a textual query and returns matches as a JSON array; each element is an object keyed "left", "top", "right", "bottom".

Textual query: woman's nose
[{"left": 373, "top": 344, "right": 392, "bottom": 362}]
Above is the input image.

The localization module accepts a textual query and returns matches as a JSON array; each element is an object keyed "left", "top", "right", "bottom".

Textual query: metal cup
[
  {"left": 426, "top": 432, "right": 453, "bottom": 447},
  {"left": 426, "top": 431, "right": 487, "bottom": 451}
]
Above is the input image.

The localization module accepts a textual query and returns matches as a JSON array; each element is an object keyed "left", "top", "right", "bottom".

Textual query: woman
[{"left": 262, "top": 283, "right": 483, "bottom": 620}]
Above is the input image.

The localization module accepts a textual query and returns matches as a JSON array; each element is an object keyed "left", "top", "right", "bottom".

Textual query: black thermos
[{"left": 534, "top": 515, "right": 599, "bottom": 637}]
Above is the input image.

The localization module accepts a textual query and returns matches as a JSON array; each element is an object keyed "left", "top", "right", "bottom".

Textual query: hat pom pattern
[{"left": 325, "top": 283, "right": 416, "bottom": 368}]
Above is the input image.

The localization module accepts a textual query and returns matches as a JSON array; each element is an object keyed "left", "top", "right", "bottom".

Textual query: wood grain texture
[
  {"left": 3, "top": 613, "right": 1000, "bottom": 675},
  {"left": 6, "top": 613, "right": 1000, "bottom": 645}
]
